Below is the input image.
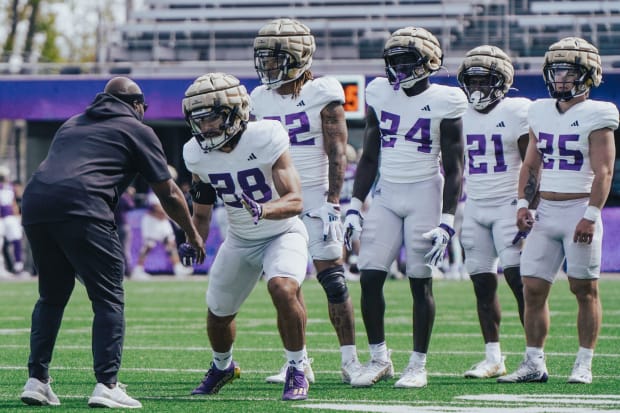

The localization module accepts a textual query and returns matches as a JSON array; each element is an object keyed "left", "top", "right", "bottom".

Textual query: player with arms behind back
[
  {"left": 497, "top": 37, "right": 618, "bottom": 384},
  {"left": 345, "top": 27, "right": 467, "bottom": 388},
  {"left": 251, "top": 18, "right": 361, "bottom": 384},
  {"left": 456, "top": 45, "right": 529, "bottom": 379},
  {"left": 180, "top": 73, "right": 311, "bottom": 401}
]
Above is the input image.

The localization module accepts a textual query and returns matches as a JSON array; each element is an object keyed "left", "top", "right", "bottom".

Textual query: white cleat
[
  {"left": 21, "top": 377, "right": 60, "bottom": 406},
  {"left": 131, "top": 266, "right": 151, "bottom": 281},
  {"left": 567, "top": 362, "right": 592, "bottom": 384},
  {"left": 341, "top": 359, "right": 363, "bottom": 384},
  {"left": 497, "top": 357, "right": 548, "bottom": 383},
  {"left": 464, "top": 357, "right": 507, "bottom": 379},
  {"left": 394, "top": 366, "right": 427, "bottom": 388},
  {"left": 88, "top": 382, "right": 142, "bottom": 409},
  {"left": 265, "top": 358, "right": 315, "bottom": 384},
  {"left": 350, "top": 356, "right": 394, "bottom": 387}
]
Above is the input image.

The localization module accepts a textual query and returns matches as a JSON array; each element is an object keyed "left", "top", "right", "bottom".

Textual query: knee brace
[{"left": 316, "top": 265, "right": 349, "bottom": 304}]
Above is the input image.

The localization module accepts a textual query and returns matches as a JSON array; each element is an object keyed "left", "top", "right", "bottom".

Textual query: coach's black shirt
[{"left": 22, "top": 93, "right": 171, "bottom": 225}]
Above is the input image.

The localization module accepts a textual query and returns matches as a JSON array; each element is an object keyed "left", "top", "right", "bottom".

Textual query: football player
[
  {"left": 251, "top": 18, "right": 362, "bottom": 384},
  {"left": 456, "top": 45, "right": 530, "bottom": 379},
  {"left": 180, "top": 73, "right": 311, "bottom": 400},
  {"left": 344, "top": 27, "right": 467, "bottom": 388},
  {"left": 498, "top": 37, "right": 618, "bottom": 384}
]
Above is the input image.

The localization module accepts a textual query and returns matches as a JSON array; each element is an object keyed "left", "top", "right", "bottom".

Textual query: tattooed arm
[
  {"left": 321, "top": 101, "right": 348, "bottom": 204},
  {"left": 516, "top": 129, "right": 542, "bottom": 231}
]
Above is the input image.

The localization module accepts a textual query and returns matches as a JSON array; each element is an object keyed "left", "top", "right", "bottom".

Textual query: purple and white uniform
[
  {"left": 251, "top": 76, "right": 345, "bottom": 260},
  {"left": 183, "top": 120, "right": 308, "bottom": 316},
  {"left": 358, "top": 78, "right": 468, "bottom": 277},
  {"left": 0, "top": 182, "right": 22, "bottom": 241},
  {"left": 521, "top": 98, "right": 619, "bottom": 282},
  {"left": 460, "top": 97, "right": 531, "bottom": 275}
]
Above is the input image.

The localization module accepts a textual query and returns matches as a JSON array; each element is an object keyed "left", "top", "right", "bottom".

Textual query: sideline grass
[{"left": 1, "top": 275, "right": 619, "bottom": 412}]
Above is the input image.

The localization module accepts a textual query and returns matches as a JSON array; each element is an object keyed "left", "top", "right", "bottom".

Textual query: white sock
[
  {"left": 485, "top": 342, "right": 502, "bottom": 364},
  {"left": 526, "top": 346, "right": 544, "bottom": 365},
  {"left": 212, "top": 348, "right": 232, "bottom": 370},
  {"left": 341, "top": 345, "right": 358, "bottom": 365},
  {"left": 369, "top": 342, "right": 388, "bottom": 362},
  {"left": 408, "top": 351, "right": 426, "bottom": 368},
  {"left": 285, "top": 349, "right": 306, "bottom": 371},
  {"left": 576, "top": 346, "right": 594, "bottom": 367}
]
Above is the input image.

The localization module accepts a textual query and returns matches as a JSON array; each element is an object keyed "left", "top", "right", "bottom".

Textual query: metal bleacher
[{"left": 24, "top": 0, "right": 618, "bottom": 77}]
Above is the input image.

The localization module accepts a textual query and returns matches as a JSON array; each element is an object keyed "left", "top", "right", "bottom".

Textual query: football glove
[
  {"left": 343, "top": 209, "right": 363, "bottom": 251},
  {"left": 306, "top": 202, "right": 343, "bottom": 242},
  {"left": 512, "top": 230, "right": 530, "bottom": 245},
  {"left": 422, "top": 223, "right": 455, "bottom": 266},
  {"left": 240, "top": 192, "right": 264, "bottom": 225},
  {"left": 178, "top": 242, "right": 197, "bottom": 266}
]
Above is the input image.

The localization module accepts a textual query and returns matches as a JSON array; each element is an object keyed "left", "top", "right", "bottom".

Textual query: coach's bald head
[
  {"left": 104, "top": 77, "right": 147, "bottom": 120},
  {"left": 104, "top": 76, "right": 143, "bottom": 96}
]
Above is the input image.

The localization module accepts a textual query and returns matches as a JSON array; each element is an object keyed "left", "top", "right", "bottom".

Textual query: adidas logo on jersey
[
  {"left": 570, "top": 120, "right": 580, "bottom": 127},
  {"left": 296, "top": 100, "right": 305, "bottom": 107},
  {"left": 247, "top": 153, "right": 257, "bottom": 161},
  {"left": 496, "top": 121, "right": 506, "bottom": 128},
  {"left": 421, "top": 105, "right": 431, "bottom": 111}
]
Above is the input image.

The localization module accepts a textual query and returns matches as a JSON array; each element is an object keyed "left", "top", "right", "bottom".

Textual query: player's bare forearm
[
  {"left": 267, "top": 150, "right": 303, "bottom": 219},
  {"left": 588, "top": 128, "right": 616, "bottom": 208},
  {"left": 440, "top": 117, "right": 464, "bottom": 214},
  {"left": 518, "top": 131, "right": 542, "bottom": 205},
  {"left": 352, "top": 108, "right": 380, "bottom": 201},
  {"left": 322, "top": 101, "right": 348, "bottom": 203},
  {"left": 192, "top": 203, "right": 212, "bottom": 241}
]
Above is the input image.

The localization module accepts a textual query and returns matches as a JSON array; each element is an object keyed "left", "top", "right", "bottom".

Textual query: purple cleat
[
  {"left": 282, "top": 366, "right": 309, "bottom": 401},
  {"left": 191, "top": 361, "right": 240, "bottom": 395}
]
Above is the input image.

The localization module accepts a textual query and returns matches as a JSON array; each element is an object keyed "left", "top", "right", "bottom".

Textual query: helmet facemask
[
  {"left": 188, "top": 105, "right": 241, "bottom": 153},
  {"left": 459, "top": 67, "right": 506, "bottom": 110},
  {"left": 254, "top": 48, "right": 301, "bottom": 90},
  {"left": 253, "top": 18, "right": 316, "bottom": 90},
  {"left": 384, "top": 47, "right": 430, "bottom": 90},
  {"left": 543, "top": 62, "right": 591, "bottom": 101}
]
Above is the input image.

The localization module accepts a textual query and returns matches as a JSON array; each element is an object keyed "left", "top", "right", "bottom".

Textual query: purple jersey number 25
[{"left": 538, "top": 132, "right": 583, "bottom": 171}]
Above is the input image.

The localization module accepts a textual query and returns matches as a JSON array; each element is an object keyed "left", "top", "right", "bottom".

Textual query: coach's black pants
[{"left": 24, "top": 218, "right": 125, "bottom": 384}]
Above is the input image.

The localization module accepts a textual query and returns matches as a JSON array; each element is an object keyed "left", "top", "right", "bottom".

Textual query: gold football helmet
[{"left": 182, "top": 73, "right": 250, "bottom": 152}]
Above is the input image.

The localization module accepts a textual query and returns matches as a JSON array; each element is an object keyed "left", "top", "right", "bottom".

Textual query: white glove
[
  {"left": 422, "top": 223, "right": 455, "bottom": 266},
  {"left": 306, "top": 202, "right": 343, "bottom": 242},
  {"left": 343, "top": 209, "right": 363, "bottom": 251}
]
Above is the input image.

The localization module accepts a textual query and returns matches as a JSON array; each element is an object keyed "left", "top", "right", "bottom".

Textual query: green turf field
[{"left": 1, "top": 275, "right": 619, "bottom": 412}]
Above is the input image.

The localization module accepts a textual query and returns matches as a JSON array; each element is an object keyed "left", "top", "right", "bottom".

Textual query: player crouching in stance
[
  {"left": 497, "top": 37, "right": 618, "bottom": 384},
  {"left": 179, "top": 73, "right": 311, "bottom": 400}
]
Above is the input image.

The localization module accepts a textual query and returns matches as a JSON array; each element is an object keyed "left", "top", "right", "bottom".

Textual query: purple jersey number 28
[{"left": 208, "top": 168, "right": 273, "bottom": 208}]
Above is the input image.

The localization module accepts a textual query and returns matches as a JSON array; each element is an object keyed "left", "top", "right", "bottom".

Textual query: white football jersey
[
  {"left": 183, "top": 120, "right": 299, "bottom": 240},
  {"left": 528, "top": 99, "right": 619, "bottom": 193},
  {"left": 463, "top": 97, "right": 531, "bottom": 199},
  {"left": 250, "top": 76, "right": 345, "bottom": 189},
  {"left": 365, "top": 78, "right": 468, "bottom": 183}
]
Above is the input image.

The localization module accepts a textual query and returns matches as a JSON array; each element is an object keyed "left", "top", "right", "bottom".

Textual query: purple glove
[
  {"left": 178, "top": 242, "right": 197, "bottom": 266},
  {"left": 512, "top": 230, "right": 530, "bottom": 245},
  {"left": 240, "top": 192, "right": 263, "bottom": 225}
]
